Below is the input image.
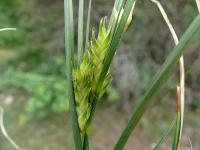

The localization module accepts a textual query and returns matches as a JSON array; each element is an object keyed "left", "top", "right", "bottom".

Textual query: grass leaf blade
[
  {"left": 153, "top": 118, "right": 176, "bottom": 150},
  {"left": 64, "top": 0, "right": 82, "bottom": 149},
  {"left": 172, "top": 113, "right": 181, "bottom": 150},
  {"left": 108, "top": 0, "right": 124, "bottom": 28},
  {"left": 85, "top": 0, "right": 92, "bottom": 50},
  {"left": 98, "top": 0, "right": 136, "bottom": 87},
  {"left": 78, "top": 0, "right": 84, "bottom": 59},
  {"left": 113, "top": 15, "right": 200, "bottom": 150}
]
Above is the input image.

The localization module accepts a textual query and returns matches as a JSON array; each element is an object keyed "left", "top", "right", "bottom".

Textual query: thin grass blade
[
  {"left": 153, "top": 118, "right": 176, "bottom": 150},
  {"left": 78, "top": 0, "right": 84, "bottom": 59},
  {"left": 113, "top": 15, "right": 200, "bottom": 150},
  {"left": 85, "top": 0, "right": 92, "bottom": 50},
  {"left": 108, "top": 0, "right": 124, "bottom": 29},
  {"left": 172, "top": 113, "right": 181, "bottom": 150},
  {"left": 64, "top": 0, "right": 82, "bottom": 149},
  {"left": 98, "top": 0, "right": 136, "bottom": 87}
]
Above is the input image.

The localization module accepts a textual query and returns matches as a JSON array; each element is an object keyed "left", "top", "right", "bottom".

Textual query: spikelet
[
  {"left": 72, "top": 18, "right": 111, "bottom": 131},
  {"left": 72, "top": 1, "right": 136, "bottom": 131}
]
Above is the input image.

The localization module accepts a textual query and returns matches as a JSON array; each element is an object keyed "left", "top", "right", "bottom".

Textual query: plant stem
[{"left": 83, "top": 133, "right": 89, "bottom": 150}]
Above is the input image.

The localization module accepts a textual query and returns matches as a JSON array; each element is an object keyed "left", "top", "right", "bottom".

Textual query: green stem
[{"left": 83, "top": 133, "right": 89, "bottom": 150}]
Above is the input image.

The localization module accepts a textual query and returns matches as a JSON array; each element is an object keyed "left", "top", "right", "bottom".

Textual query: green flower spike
[
  {"left": 72, "top": 18, "right": 111, "bottom": 132},
  {"left": 73, "top": 1, "right": 136, "bottom": 132}
]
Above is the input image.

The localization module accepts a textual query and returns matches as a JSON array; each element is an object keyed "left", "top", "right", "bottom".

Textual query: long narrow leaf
[
  {"left": 153, "top": 118, "right": 176, "bottom": 150},
  {"left": 109, "top": 1, "right": 125, "bottom": 41},
  {"left": 85, "top": 0, "right": 92, "bottom": 50},
  {"left": 98, "top": 0, "right": 136, "bottom": 87},
  {"left": 113, "top": 15, "right": 200, "bottom": 150},
  {"left": 64, "top": 0, "right": 82, "bottom": 149},
  {"left": 65, "top": 0, "right": 75, "bottom": 65},
  {"left": 108, "top": 0, "right": 124, "bottom": 29},
  {"left": 172, "top": 113, "right": 181, "bottom": 150},
  {"left": 78, "top": 0, "right": 84, "bottom": 59}
]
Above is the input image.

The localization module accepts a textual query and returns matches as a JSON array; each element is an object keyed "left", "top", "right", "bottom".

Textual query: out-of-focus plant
[
  {"left": 0, "top": 70, "right": 68, "bottom": 122},
  {"left": 65, "top": 0, "right": 200, "bottom": 150},
  {"left": 0, "top": 28, "right": 24, "bottom": 150},
  {"left": 0, "top": 68, "right": 118, "bottom": 123}
]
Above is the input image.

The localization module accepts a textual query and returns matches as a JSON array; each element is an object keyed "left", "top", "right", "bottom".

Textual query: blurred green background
[{"left": 0, "top": 0, "right": 199, "bottom": 149}]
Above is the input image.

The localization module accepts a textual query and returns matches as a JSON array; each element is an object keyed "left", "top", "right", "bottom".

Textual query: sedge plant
[
  {"left": 64, "top": 0, "right": 200, "bottom": 149},
  {"left": 65, "top": 0, "right": 136, "bottom": 149}
]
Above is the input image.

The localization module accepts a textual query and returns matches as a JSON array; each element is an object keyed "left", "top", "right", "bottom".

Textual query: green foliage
[
  {"left": 0, "top": 70, "right": 68, "bottom": 122},
  {"left": 0, "top": 0, "right": 69, "bottom": 122}
]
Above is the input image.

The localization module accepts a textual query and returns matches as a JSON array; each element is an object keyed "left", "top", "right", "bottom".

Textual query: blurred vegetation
[{"left": 0, "top": 0, "right": 199, "bottom": 124}]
